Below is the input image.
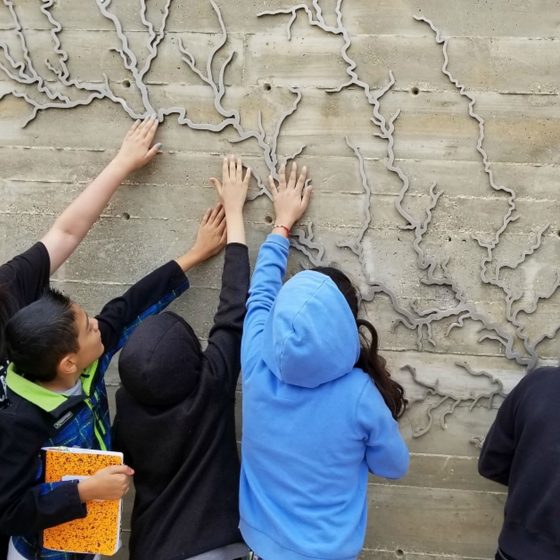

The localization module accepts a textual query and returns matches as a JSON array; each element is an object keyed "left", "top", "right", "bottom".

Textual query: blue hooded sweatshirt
[{"left": 240, "top": 234, "right": 409, "bottom": 560}]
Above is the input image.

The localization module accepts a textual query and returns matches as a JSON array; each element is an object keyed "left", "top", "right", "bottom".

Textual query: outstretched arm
[
  {"left": 41, "top": 117, "right": 160, "bottom": 273},
  {"left": 97, "top": 204, "right": 226, "bottom": 358},
  {"left": 241, "top": 162, "right": 311, "bottom": 377},
  {"left": 248, "top": 161, "right": 311, "bottom": 307},
  {"left": 205, "top": 156, "right": 250, "bottom": 392}
]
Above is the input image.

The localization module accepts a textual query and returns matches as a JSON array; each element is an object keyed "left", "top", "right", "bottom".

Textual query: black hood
[{"left": 118, "top": 311, "right": 202, "bottom": 408}]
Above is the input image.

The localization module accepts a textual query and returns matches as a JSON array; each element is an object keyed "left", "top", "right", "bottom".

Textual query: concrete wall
[{"left": 1, "top": 1, "right": 559, "bottom": 558}]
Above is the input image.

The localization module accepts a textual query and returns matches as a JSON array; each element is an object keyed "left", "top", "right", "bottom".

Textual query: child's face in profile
[{"left": 72, "top": 303, "right": 104, "bottom": 372}]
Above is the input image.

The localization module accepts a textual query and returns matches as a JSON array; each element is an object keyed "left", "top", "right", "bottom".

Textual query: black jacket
[
  {"left": 0, "top": 260, "right": 188, "bottom": 559},
  {"left": 113, "top": 243, "right": 250, "bottom": 560},
  {"left": 479, "top": 366, "right": 560, "bottom": 560},
  {"left": 0, "top": 243, "right": 50, "bottom": 560}
]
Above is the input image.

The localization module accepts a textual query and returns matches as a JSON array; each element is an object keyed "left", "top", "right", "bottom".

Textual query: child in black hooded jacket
[{"left": 112, "top": 156, "right": 251, "bottom": 560}]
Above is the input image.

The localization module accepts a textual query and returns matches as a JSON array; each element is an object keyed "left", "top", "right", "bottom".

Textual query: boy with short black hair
[
  {"left": 0, "top": 115, "right": 161, "bottom": 388},
  {"left": 0, "top": 115, "right": 162, "bottom": 560},
  {"left": 0, "top": 204, "right": 227, "bottom": 560}
]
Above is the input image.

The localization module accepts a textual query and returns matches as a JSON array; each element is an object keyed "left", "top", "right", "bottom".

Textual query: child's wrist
[
  {"left": 272, "top": 223, "right": 292, "bottom": 237},
  {"left": 77, "top": 478, "right": 96, "bottom": 503},
  {"left": 108, "top": 156, "right": 134, "bottom": 178},
  {"left": 273, "top": 215, "right": 295, "bottom": 228},
  {"left": 175, "top": 252, "right": 196, "bottom": 273},
  {"left": 222, "top": 202, "right": 245, "bottom": 215},
  {"left": 176, "top": 247, "right": 206, "bottom": 272}
]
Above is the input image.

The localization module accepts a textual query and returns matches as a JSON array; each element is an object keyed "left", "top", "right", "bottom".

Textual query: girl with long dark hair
[
  {"left": 313, "top": 266, "right": 407, "bottom": 420},
  {"left": 239, "top": 162, "right": 409, "bottom": 560}
]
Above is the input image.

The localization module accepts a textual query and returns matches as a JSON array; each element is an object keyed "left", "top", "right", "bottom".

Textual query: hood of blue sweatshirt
[{"left": 261, "top": 270, "right": 360, "bottom": 389}]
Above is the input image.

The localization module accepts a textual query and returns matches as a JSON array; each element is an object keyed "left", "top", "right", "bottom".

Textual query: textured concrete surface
[{"left": 1, "top": 0, "right": 559, "bottom": 558}]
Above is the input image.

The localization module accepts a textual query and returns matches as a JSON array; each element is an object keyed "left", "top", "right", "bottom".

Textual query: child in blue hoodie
[{"left": 239, "top": 162, "right": 410, "bottom": 560}]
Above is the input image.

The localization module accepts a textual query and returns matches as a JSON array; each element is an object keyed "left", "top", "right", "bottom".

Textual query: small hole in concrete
[
  {"left": 447, "top": 236, "right": 452, "bottom": 242},
  {"left": 265, "top": 215, "right": 273, "bottom": 224},
  {"left": 123, "top": 79, "right": 131, "bottom": 88},
  {"left": 263, "top": 82, "right": 272, "bottom": 91},
  {"left": 411, "top": 86, "right": 420, "bottom": 96},
  {"left": 122, "top": 212, "right": 131, "bottom": 220},
  {"left": 396, "top": 549, "right": 405, "bottom": 558}
]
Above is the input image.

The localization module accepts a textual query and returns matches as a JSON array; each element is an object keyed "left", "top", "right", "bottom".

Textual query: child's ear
[{"left": 57, "top": 354, "right": 79, "bottom": 377}]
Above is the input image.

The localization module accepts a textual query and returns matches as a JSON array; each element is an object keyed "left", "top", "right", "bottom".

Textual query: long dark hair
[{"left": 313, "top": 267, "right": 407, "bottom": 420}]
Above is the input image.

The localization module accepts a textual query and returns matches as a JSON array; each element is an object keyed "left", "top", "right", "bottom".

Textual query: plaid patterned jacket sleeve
[{"left": 96, "top": 260, "right": 189, "bottom": 362}]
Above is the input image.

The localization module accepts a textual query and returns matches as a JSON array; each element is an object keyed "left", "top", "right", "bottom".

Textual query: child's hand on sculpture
[
  {"left": 210, "top": 155, "right": 251, "bottom": 214},
  {"left": 192, "top": 204, "right": 227, "bottom": 260},
  {"left": 175, "top": 203, "right": 227, "bottom": 272},
  {"left": 270, "top": 161, "right": 311, "bottom": 237},
  {"left": 112, "top": 116, "right": 161, "bottom": 175},
  {"left": 209, "top": 155, "right": 251, "bottom": 244},
  {"left": 41, "top": 116, "right": 162, "bottom": 273}
]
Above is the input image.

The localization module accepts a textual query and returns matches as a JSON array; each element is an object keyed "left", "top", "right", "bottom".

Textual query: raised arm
[
  {"left": 241, "top": 162, "right": 311, "bottom": 376},
  {"left": 204, "top": 243, "right": 250, "bottom": 392},
  {"left": 98, "top": 204, "right": 226, "bottom": 358},
  {"left": 205, "top": 157, "right": 251, "bottom": 391},
  {"left": 41, "top": 117, "right": 160, "bottom": 273}
]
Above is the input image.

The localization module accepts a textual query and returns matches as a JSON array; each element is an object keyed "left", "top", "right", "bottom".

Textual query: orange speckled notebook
[{"left": 42, "top": 447, "right": 123, "bottom": 556}]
